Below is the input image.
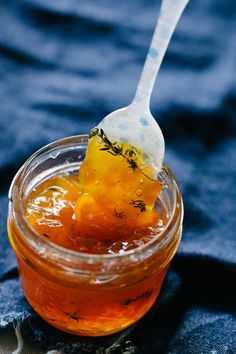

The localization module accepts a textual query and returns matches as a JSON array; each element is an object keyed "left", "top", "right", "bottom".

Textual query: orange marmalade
[{"left": 8, "top": 134, "right": 183, "bottom": 336}]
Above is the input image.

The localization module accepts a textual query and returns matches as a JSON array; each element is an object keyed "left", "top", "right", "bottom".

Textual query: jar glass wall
[{"left": 8, "top": 135, "right": 183, "bottom": 336}]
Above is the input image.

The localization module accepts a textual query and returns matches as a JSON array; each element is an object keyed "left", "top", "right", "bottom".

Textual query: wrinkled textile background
[{"left": 0, "top": 0, "right": 235, "bottom": 353}]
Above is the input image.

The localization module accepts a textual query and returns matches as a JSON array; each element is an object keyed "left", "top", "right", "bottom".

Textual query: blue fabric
[{"left": 0, "top": 0, "right": 235, "bottom": 352}]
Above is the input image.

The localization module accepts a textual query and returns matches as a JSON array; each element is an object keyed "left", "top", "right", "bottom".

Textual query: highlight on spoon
[{"left": 97, "top": 108, "right": 165, "bottom": 175}]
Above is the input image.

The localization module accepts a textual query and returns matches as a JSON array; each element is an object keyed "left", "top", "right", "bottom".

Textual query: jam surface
[
  {"left": 25, "top": 130, "right": 164, "bottom": 254},
  {"left": 8, "top": 132, "right": 178, "bottom": 336}
]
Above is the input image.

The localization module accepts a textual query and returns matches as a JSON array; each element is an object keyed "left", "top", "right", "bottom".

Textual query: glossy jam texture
[
  {"left": 11, "top": 132, "right": 169, "bottom": 336},
  {"left": 25, "top": 130, "right": 163, "bottom": 254},
  {"left": 16, "top": 252, "right": 167, "bottom": 336}
]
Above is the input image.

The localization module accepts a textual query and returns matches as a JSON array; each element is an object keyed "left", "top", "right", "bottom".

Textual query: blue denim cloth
[{"left": 0, "top": 0, "right": 235, "bottom": 353}]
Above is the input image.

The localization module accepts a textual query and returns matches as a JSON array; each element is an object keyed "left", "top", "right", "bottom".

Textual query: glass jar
[{"left": 8, "top": 135, "right": 183, "bottom": 336}]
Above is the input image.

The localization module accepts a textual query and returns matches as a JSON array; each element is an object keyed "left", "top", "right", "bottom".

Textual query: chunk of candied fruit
[{"left": 74, "top": 131, "right": 162, "bottom": 239}]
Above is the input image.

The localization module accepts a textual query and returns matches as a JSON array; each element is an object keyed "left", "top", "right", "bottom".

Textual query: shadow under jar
[{"left": 8, "top": 135, "right": 183, "bottom": 336}]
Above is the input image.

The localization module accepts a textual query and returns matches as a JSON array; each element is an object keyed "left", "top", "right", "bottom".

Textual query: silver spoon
[{"left": 97, "top": 0, "right": 189, "bottom": 174}]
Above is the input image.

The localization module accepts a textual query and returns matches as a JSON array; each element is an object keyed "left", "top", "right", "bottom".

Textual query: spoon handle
[{"left": 132, "top": 0, "right": 189, "bottom": 113}]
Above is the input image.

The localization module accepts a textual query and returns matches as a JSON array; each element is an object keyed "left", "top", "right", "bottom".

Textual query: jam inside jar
[{"left": 8, "top": 135, "right": 183, "bottom": 336}]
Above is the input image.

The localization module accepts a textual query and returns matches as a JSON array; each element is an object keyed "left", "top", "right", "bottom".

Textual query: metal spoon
[{"left": 98, "top": 0, "right": 189, "bottom": 174}]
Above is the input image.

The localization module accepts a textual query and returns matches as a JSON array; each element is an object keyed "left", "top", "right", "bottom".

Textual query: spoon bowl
[{"left": 98, "top": 105, "right": 165, "bottom": 174}]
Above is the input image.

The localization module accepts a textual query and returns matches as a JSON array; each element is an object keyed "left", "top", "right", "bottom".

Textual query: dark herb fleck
[
  {"left": 129, "top": 199, "right": 146, "bottom": 212},
  {"left": 64, "top": 308, "right": 81, "bottom": 321},
  {"left": 47, "top": 187, "right": 58, "bottom": 192},
  {"left": 43, "top": 233, "right": 50, "bottom": 238},
  {"left": 123, "top": 298, "right": 133, "bottom": 306},
  {"left": 125, "top": 149, "right": 136, "bottom": 158},
  {"left": 123, "top": 288, "right": 153, "bottom": 305},
  {"left": 114, "top": 208, "right": 125, "bottom": 219},
  {"left": 127, "top": 159, "right": 138, "bottom": 171},
  {"left": 100, "top": 147, "right": 110, "bottom": 151},
  {"left": 89, "top": 128, "right": 157, "bottom": 182}
]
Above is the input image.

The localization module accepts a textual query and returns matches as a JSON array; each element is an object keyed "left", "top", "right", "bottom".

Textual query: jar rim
[{"left": 9, "top": 135, "right": 183, "bottom": 265}]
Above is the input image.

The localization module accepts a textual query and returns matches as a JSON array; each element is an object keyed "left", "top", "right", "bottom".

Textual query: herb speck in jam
[
  {"left": 129, "top": 200, "right": 146, "bottom": 212},
  {"left": 89, "top": 128, "right": 157, "bottom": 182}
]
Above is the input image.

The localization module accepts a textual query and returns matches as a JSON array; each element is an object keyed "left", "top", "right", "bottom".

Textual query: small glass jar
[{"left": 8, "top": 135, "right": 183, "bottom": 336}]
